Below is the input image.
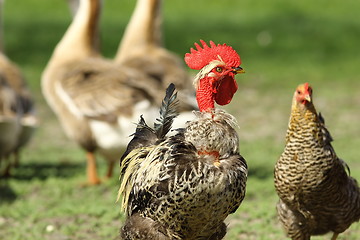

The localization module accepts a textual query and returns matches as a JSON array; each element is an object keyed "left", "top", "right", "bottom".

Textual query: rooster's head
[{"left": 185, "top": 40, "right": 244, "bottom": 112}]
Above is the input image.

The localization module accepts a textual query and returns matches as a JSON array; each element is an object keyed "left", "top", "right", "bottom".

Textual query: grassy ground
[{"left": 1, "top": 0, "right": 360, "bottom": 239}]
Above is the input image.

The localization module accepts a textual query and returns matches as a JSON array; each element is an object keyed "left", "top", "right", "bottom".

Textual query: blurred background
[{"left": 0, "top": 0, "right": 359, "bottom": 239}]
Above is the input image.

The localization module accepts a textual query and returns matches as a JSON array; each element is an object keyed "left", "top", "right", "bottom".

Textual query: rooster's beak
[{"left": 233, "top": 67, "right": 245, "bottom": 74}]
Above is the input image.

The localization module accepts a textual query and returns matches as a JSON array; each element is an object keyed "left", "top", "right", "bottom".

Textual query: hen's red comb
[
  {"left": 184, "top": 40, "right": 241, "bottom": 70},
  {"left": 304, "top": 82, "right": 309, "bottom": 90}
]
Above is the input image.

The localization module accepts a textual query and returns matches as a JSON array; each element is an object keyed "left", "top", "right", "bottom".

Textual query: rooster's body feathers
[{"left": 119, "top": 84, "right": 247, "bottom": 240}]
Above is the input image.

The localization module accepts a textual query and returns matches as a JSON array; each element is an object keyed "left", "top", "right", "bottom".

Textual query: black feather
[
  {"left": 154, "top": 83, "right": 179, "bottom": 139},
  {"left": 319, "top": 112, "right": 351, "bottom": 176},
  {"left": 120, "top": 116, "right": 157, "bottom": 163},
  {"left": 120, "top": 84, "right": 179, "bottom": 164},
  {"left": 318, "top": 112, "right": 333, "bottom": 144}
]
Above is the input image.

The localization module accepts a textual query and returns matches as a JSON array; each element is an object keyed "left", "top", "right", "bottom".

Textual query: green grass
[{"left": 1, "top": 0, "right": 360, "bottom": 239}]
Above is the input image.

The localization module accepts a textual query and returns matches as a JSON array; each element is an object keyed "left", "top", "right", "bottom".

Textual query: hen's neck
[{"left": 286, "top": 103, "right": 319, "bottom": 143}]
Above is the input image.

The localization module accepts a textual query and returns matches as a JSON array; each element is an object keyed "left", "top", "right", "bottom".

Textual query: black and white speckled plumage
[
  {"left": 274, "top": 85, "right": 360, "bottom": 240},
  {"left": 118, "top": 85, "right": 247, "bottom": 240}
]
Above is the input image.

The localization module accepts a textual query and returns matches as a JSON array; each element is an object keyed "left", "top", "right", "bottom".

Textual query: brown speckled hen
[
  {"left": 274, "top": 83, "right": 360, "bottom": 240},
  {"left": 118, "top": 40, "right": 247, "bottom": 240}
]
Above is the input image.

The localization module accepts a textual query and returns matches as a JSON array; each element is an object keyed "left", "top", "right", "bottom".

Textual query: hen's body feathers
[{"left": 274, "top": 83, "right": 360, "bottom": 240}]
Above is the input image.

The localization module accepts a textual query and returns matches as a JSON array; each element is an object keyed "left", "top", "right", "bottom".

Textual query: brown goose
[
  {"left": 0, "top": 1, "right": 37, "bottom": 176},
  {"left": 41, "top": 0, "right": 164, "bottom": 184},
  {"left": 0, "top": 58, "right": 21, "bottom": 175},
  {"left": 0, "top": 53, "right": 37, "bottom": 173},
  {"left": 115, "top": 0, "right": 196, "bottom": 113}
]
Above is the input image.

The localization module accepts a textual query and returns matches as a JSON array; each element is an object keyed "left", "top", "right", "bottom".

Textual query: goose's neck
[
  {"left": 115, "top": 0, "right": 162, "bottom": 62},
  {"left": 53, "top": 0, "right": 101, "bottom": 61},
  {"left": 0, "top": 0, "right": 4, "bottom": 53}
]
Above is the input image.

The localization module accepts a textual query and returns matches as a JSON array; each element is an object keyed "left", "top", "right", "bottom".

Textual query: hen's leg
[{"left": 331, "top": 233, "right": 339, "bottom": 240}]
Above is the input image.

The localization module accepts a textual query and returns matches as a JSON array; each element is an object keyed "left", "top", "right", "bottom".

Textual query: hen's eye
[
  {"left": 215, "top": 67, "right": 223, "bottom": 73},
  {"left": 297, "top": 90, "right": 301, "bottom": 94}
]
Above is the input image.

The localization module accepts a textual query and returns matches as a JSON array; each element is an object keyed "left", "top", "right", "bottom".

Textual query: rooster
[
  {"left": 274, "top": 83, "right": 360, "bottom": 240},
  {"left": 118, "top": 40, "right": 247, "bottom": 240}
]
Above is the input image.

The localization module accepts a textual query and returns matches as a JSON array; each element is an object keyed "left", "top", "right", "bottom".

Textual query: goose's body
[
  {"left": 0, "top": 53, "right": 37, "bottom": 169},
  {"left": 42, "top": 0, "right": 166, "bottom": 184},
  {"left": 0, "top": 68, "right": 20, "bottom": 160}
]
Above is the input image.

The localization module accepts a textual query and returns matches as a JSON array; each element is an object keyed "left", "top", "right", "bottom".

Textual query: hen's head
[
  {"left": 292, "top": 82, "right": 317, "bottom": 114},
  {"left": 294, "top": 82, "right": 312, "bottom": 105},
  {"left": 185, "top": 40, "right": 244, "bottom": 112}
]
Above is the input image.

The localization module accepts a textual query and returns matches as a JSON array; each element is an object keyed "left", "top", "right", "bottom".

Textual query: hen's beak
[
  {"left": 233, "top": 67, "right": 245, "bottom": 74},
  {"left": 304, "top": 94, "right": 312, "bottom": 103}
]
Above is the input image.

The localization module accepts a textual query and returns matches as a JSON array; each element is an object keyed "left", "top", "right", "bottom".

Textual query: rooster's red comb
[{"left": 184, "top": 40, "right": 241, "bottom": 70}]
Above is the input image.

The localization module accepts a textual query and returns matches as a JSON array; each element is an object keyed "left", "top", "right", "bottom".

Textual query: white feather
[{"left": 89, "top": 100, "right": 159, "bottom": 160}]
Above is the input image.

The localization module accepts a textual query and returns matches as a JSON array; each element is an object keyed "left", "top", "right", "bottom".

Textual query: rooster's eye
[{"left": 215, "top": 67, "right": 223, "bottom": 73}]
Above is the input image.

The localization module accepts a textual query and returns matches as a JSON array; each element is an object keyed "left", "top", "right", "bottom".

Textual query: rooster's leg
[
  {"left": 86, "top": 151, "right": 101, "bottom": 185},
  {"left": 331, "top": 233, "right": 339, "bottom": 240}
]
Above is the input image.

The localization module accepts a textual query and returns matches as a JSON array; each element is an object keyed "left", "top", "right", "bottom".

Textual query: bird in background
[
  {"left": 66, "top": 0, "right": 80, "bottom": 17},
  {"left": 0, "top": 0, "right": 37, "bottom": 177},
  {"left": 114, "top": 0, "right": 196, "bottom": 115},
  {"left": 274, "top": 83, "right": 360, "bottom": 240},
  {"left": 118, "top": 40, "right": 247, "bottom": 240},
  {"left": 41, "top": 0, "right": 193, "bottom": 185}
]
